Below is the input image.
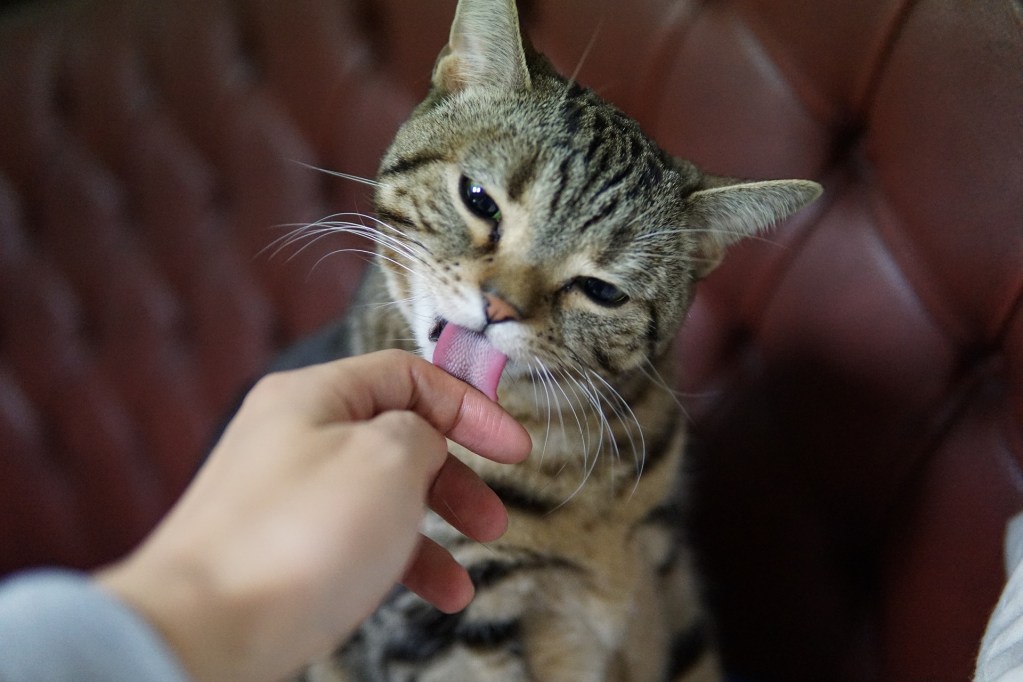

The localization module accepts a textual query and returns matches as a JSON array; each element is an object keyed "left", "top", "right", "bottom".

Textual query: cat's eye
[
  {"left": 459, "top": 175, "right": 502, "bottom": 224},
  {"left": 576, "top": 277, "right": 629, "bottom": 307}
]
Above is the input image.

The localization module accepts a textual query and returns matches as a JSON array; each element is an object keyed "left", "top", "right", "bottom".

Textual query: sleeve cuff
[
  {"left": 0, "top": 568, "right": 190, "bottom": 682},
  {"left": 976, "top": 512, "right": 1023, "bottom": 681}
]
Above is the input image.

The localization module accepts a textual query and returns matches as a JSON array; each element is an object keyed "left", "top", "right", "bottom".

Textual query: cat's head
[{"left": 373, "top": 0, "right": 821, "bottom": 389}]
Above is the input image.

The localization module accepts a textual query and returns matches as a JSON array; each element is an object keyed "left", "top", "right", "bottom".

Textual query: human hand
[{"left": 96, "top": 350, "right": 531, "bottom": 682}]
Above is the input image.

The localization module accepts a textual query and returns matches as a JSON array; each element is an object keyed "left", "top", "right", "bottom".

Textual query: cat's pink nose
[{"left": 484, "top": 292, "right": 520, "bottom": 324}]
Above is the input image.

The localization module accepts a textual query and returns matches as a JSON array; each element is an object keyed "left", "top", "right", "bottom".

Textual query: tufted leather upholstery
[{"left": 0, "top": 0, "right": 1020, "bottom": 680}]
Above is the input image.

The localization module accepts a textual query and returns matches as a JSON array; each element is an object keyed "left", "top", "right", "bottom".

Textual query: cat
[{"left": 288, "top": 0, "right": 822, "bottom": 679}]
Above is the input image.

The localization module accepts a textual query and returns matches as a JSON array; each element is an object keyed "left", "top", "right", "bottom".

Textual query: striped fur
[{"left": 300, "top": 0, "right": 820, "bottom": 679}]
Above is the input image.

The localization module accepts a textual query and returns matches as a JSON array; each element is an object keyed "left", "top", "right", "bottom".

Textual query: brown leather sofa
[{"left": 1, "top": 0, "right": 1020, "bottom": 680}]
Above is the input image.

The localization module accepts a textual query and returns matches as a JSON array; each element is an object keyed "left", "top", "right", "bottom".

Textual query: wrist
[{"left": 96, "top": 551, "right": 233, "bottom": 682}]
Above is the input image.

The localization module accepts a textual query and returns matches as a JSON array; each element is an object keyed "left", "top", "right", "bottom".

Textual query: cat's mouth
[
  {"left": 429, "top": 318, "right": 508, "bottom": 402},
  {"left": 428, "top": 318, "right": 447, "bottom": 343}
]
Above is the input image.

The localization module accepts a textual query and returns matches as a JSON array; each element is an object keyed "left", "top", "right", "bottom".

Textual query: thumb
[{"left": 287, "top": 350, "right": 532, "bottom": 465}]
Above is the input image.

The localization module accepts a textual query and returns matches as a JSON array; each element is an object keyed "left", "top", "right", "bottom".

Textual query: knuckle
[
  {"left": 245, "top": 370, "right": 302, "bottom": 408},
  {"left": 363, "top": 412, "right": 445, "bottom": 462},
  {"left": 252, "top": 370, "right": 294, "bottom": 395},
  {"left": 376, "top": 348, "right": 412, "bottom": 365},
  {"left": 373, "top": 408, "right": 416, "bottom": 430}
]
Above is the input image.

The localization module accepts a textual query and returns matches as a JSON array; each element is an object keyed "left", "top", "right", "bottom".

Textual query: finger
[
  {"left": 313, "top": 350, "right": 532, "bottom": 465},
  {"left": 401, "top": 535, "right": 474, "bottom": 614},
  {"left": 429, "top": 455, "right": 508, "bottom": 543}
]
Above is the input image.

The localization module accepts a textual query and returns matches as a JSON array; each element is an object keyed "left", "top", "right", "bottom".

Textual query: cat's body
[
  {"left": 301, "top": 264, "right": 709, "bottom": 682},
  {"left": 294, "top": 0, "right": 821, "bottom": 680}
]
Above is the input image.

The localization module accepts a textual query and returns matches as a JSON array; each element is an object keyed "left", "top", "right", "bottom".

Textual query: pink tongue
[{"left": 432, "top": 323, "right": 508, "bottom": 401}]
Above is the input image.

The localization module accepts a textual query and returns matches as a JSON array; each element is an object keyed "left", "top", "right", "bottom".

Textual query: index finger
[{"left": 303, "top": 350, "right": 531, "bottom": 465}]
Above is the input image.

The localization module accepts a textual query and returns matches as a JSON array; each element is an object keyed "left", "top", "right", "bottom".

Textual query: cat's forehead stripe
[
  {"left": 380, "top": 151, "right": 449, "bottom": 178},
  {"left": 506, "top": 151, "right": 541, "bottom": 203},
  {"left": 577, "top": 196, "right": 621, "bottom": 234}
]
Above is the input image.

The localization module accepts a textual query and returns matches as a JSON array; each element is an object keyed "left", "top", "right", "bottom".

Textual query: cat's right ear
[{"left": 432, "top": 0, "right": 531, "bottom": 94}]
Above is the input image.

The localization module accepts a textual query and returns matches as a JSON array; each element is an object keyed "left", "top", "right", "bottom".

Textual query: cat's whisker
[
  {"left": 560, "top": 368, "right": 603, "bottom": 461},
  {"left": 583, "top": 367, "right": 646, "bottom": 495},
  {"left": 344, "top": 212, "right": 430, "bottom": 247},
  {"left": 291, "top": 160, "right": 382, "bottom": 188},
  {"left": 559, "top": 14, "right": 605, "bottom": 104},
  {"left": 363, "top": 294, "right": 432, "bottom": 321},
  {"left": 526, "top": 357, "right": 555, "bottom": 465},
  {"left": 308, "top": 248, "right": 380, "bottom": 276},
  {"left": 527, "top": 365, "right": 578, "bottom": 505},
  {"left": 552, "top": 351, "right": 597, "bottom": 458},
  {"left": 559, "top": 368, "right": 611, "bottom": 496},
  {"left": 527, "top": 358, "right": 541, "bottom": 417},
  {"left": 263, "top": 222, "right": 390, "bottom": 266},
  {"left": 570, "top": 368, "right": 628, "bottom": 495},
  {"left": 635, "top": 358, "right": 724, "bottom": 421},
  {"left": 311, "top": 221, "right": 430, "bottom": 266},
  {"left": 364, "top": 297, "right": 413, "bottom": 310},
  {"left": 346, "top": 248, "right": 410, "bottom": 275},
  {"left": 272, "top": 227, "right": 358, "bottom": 265},
  {"left": 535, "top": 363, "right": 610, "bottom": 509},
  {"left": 295, "top": 225, "right": 451, "bottom": 294},
  {"left": 302, "top": 219, "right": 450, "bottom": 290},
  {"left": 568, "top": 368, "right": 613, "bottom": 458},
  {"left": 536, "top": 359, "right": 585, "bottom": 483},
  {"left": 260, "top": 224, "right": 339, "bottom": 261},
  {"left": 285, "top": 212, "right": 432, "bottom": 261},
  {"left": 321, "top": 212, "right": 434, "bottom": 259},
  {"left": 535, "top": 359, "right": 571, "bottom": 444},
  {"left": 636, "top": 226, "right": 787, "bottom": 249},
  {"left": 439, "top": 499, "right": 498, "bottom": 556},
  {"left": 305, "top": 245, "right": 429, "bottom": 284},
  {"left": 576, "top": 373, "right": 618, "bottom": 461},
  {"left": 531, "top": 347, "right": 642, "bottom": 501}
]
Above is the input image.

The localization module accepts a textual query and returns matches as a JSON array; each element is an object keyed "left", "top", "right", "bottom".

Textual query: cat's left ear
[
  {"left": 686, "top": 178, "right": 823, "bottom": 278},
  {"left": 432, "top": 0, "right": 531, "bottom": 94}
]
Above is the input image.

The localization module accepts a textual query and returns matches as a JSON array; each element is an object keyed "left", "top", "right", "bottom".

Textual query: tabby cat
[{"left": 294, "top": 0, "right": 821, "bottom": 679}]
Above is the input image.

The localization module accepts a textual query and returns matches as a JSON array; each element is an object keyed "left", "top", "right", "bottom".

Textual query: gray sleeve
[
  {"left": 0, "top": 569, "right": 190, "bottom": 682},
  {"left": 977, "top": 513, "right": 1023, "bottom": 682}
]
